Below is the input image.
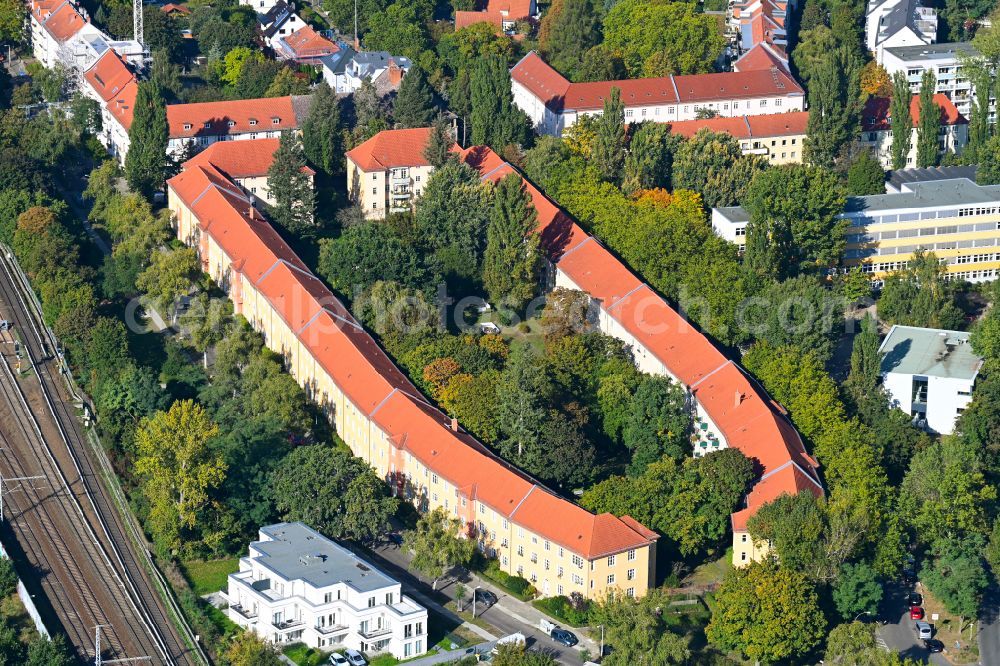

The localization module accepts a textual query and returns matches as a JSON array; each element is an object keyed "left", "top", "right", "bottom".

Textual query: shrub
[
  {"left": 533, "top": 595, "right": 591, "bottom": 626},
  {"left": 0, "top": 559, "right": 17, "bottom": 597}
]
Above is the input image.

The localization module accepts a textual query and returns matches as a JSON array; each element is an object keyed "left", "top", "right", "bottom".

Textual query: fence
[{"left": 0, "top": 539, "right": 49, "bottom": 638}]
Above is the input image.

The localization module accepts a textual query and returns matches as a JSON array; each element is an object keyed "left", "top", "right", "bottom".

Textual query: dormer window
[
  {"left": 272, "top": 117, "right": 281, "bottom": 125},
  {"left": 228, "top": 120, "right": 236, "bottom": 127},
  {"left": 183, "top": 123, "right": 192, "bottom": 130},
  {"left": 249, "top": 119, "right": 257, "bottom": 126},
  {"left": 203, "top": 122, "right": 211, "bottom": 129}
]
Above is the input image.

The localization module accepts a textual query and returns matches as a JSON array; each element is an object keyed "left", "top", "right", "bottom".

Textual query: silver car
[
  {"left": 329, "top": 653, "right": 349, "bottom": 666},
  {"left": 915, "top": 620, "right": 933, "bottom": 640},
  {"left": 344, "top": 649, "right": 368, "bottom": 666}
]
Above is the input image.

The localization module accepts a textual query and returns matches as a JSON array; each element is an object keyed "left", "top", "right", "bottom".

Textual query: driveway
[{"left": 877, "top": 582, "right": 951, "bottom": 665}]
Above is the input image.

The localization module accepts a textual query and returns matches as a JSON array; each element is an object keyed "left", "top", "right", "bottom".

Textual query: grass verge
[{"left": 181, "top": 558, "right": 240, "bottom": 596}]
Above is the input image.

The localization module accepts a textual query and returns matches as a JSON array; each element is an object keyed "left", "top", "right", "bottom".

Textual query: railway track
[{"left": 0, "top": 246, "right": 204, "bottom": 665}]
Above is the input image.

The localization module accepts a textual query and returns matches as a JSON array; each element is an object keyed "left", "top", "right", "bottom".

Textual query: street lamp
[
  {"left": 472, "top": 585, "right": 481, "bottom": 618},
  {"left": 599, "top": 624, "right": 604, "bottom": 658},
  {"left": 855, "top": 611, "right": 873, "bottom": 622}
]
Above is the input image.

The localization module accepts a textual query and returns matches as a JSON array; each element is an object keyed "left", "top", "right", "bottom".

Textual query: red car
[{"left": 910, "top": 606, "right": 925, "bottom": 620}]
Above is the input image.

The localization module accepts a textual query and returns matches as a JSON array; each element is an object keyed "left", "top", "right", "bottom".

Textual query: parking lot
[{"left": 877, "top": 582, "right": 952, "bottom": 665}]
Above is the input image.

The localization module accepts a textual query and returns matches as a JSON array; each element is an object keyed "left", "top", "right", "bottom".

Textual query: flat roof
[
  {"left": 250, "top": 522, "right": 397, "bottom": 592},
  {"left": 843, "top": 178, "right": 1000, "bottom": 214},
  {"left": 883, "top": 41, "right": 978, "bottom": 61},
  {"left": 878, "top": 325, "right": 983, "bottom": 381}
]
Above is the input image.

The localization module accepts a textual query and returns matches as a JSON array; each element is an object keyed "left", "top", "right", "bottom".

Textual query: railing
[
  {"left": 276, "top": 618, "right": 305, "bottom": 630},
  {"left": 361, "top": 626, "right": 393, "bottom": 639},
  {"left": 316, "top": 623, "right": 350, "bottom": 634},
  {"left": 231, "top": 604, "right": 258, "bottom": 620}
]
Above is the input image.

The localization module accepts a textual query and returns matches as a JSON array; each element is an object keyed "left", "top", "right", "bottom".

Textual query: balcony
[
  {"left": 231, "top": 604, "right": 257, "bottom": 620},
  {"left": 390, "top": 171, "right": 410, "bottom": 184},
  {"left": 316, "top": 623, "right": 350, "bottom": 635},
  {"left": 275, "top": 618, "right": 304, "bottom": 630},
  {"left": 361, "top": 626, "right": 393, "bottom": 639},
  {"left": 391, "top": 189, "right": 412, "bottom": 199}
]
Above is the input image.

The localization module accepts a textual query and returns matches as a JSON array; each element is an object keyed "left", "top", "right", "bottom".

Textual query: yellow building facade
[{"left": 168, "top": 163, "right": 658, "bottom": 602}]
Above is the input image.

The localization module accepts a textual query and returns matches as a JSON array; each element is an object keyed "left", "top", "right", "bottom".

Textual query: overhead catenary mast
[{"left": 133, "top": 0, "right": 143, "bottom": 48}]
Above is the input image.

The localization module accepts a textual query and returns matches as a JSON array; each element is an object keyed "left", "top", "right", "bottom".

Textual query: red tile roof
[
  {"left": 346, "top": 127, "right": 441, "bottom": 171},
  {"left": 84, "top": 50, "right": 134, "bottom": 103},
  {"left": 511, "top": 51, "right": 803, "bottom": 113},
  {"left": 160, "top": 2, "right": 190, "bottom": 14},
  {"left": 483, "top": 0, "right": 533, "bottom": 16},
  {"left": 665, "top": 111, "right": 808, "bottom": 140},
  {"left": 182, "top": 137, "right": 315, "bottom": 179},
  {"left": 455, "top": 10, "right": 507, "bottom": 30},
  {"left": 279, "top": 25, "right": 339, "bottom": 60},
  {"left": 459, "top": 145, "right": 824, "bottom": 534},
  {"left": 733, "top": 43, "right": 789, "bottom": 73},
  {"left": 166, "top": 96, "right": 300, "bottom": 139},
  {"left": 862, "top": 93, "right": 967, "bottom": 131},
  {"left": 42, "top": 1, "right": 87, "bottom": 42},
  {"left": 168, "top": 144, "right": 656, "bottom": 561},
  {"left": 105, "top": 78, "right": 138, "bottom": 131}
]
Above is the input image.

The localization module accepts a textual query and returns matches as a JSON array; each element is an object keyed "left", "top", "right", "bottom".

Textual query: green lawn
[
  {"left": 283, "top": 642, "right": 331, "bottom": 666},
  {"left": 181, "top": 558, "right": 240, "bottom": 596}
]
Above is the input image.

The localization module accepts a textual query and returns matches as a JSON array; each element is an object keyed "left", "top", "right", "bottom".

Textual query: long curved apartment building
[{"left": 167, "top": 148, "right": 660, "bottom": 602}]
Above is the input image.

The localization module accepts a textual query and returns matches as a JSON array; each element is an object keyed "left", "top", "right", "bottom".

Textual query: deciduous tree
[
  {"left": 404, "top": 507, "right": 475, "bottom": 589},
  {"left": 622, "top": 375, "right": 689, "bottom": 473},
  {"left": 916, "top": 69, "right": 941, "bottom": 167},
  {"left": 846, "top": 150, "right": 886, "bottom": 195},
  {"left": 890, "top": 71, "right": 912, "bottom": 170},
  {"left": 538, "top": 0, "right": 602, "bottom": 81},
  {"left": 832, "top": 562, "right": 883, "bottom": 620}
]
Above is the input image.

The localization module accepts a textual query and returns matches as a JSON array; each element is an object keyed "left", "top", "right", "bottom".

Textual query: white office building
[
  {"left": 226, "top": 523, "right": 428, "bottom": 658},
  {"left": 878, "top": 325, "right": 983, "bottom": 434}
]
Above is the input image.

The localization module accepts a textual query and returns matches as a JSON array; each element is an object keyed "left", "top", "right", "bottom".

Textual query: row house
[
  {"left": 866, "top": 0, "right": 938, "bottom": 62},
  {"left": 227, "top": 523, "right": 428, "bottom": 654},
  {"left": 859, "top": 93, "right": 968, "bottom": 168},
  {"left": 881, "top": 42, "right": 988, "bottom": 121},
  {"left": 457, "top": 145, "right": 824, "bottom": 568},
  {"left": 181, "top": 137, "right": 314, "bottom": 206},
  {"left": 345, "top": 128, "right": 446, "bottom": 219},
  {"left": 712, "top": 176, "right": 1000, "bottom": 283},
  {"left": 166, "top": 153, "right": 660, "bottom": 603},
  {"left": 165, "top": 95, "right": 312, "bottom": 157},
  {"left": 665, "top": 111, "right": 809, "bottom": 164},
  {"left": 510, "top": 51, "right": 805, "bottom": 137}
]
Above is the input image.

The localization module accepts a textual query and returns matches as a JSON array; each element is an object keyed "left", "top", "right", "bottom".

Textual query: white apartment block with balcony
[
  {"left": 880, "top": 42, "right": 987, "bottom": 120},
  {"left": 866, "top": 0, "right": 938, "bottom": 62},
  {"left": 878, "top": 325, "right": 983, "bottom": 434},
  {"left": 226, "top": 523, "right": 428, "bottom": 657}
]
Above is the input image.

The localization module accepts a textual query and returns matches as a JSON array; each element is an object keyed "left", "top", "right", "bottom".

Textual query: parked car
[
  {"left": 903, "top": 568, "right": 917, "bottom": 584},
  {"left": 344, "top": 649, "right": 367, "bottom": 666},
  {"left": 910, "top": 606, "right": 924, "bottom": 620},
  {"left": 908, "top": 592, "right": 923, "bottom": 607},
  {"left": 329, "top": 654, "right": 349, "bottom": 666},
  {"left": 924, "top": 638, "right": 944, "bottom": 653},
  {"left": 475, "top": 589, "right": 498, "bottom": 609},
  {"left": 915, "top": 621, "right": 933, "bottom": 640},
  {"left": 550, "top": 628, "right": 578, "bottom": 647}
]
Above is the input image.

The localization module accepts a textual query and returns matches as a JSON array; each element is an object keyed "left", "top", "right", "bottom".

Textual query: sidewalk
[{"left": 366, "top": 542, "right": 596, "bottom": 662}]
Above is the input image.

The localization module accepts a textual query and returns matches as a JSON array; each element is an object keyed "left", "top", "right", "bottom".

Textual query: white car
[
  {"left": 344, "top": 649, "right": 367, "bottom": 666},
  {"left": 329, "top": 653, "right": 349, "bottom": 666},
  {"left": 915, "top": 621, "right": 933, "bottom": 640}
]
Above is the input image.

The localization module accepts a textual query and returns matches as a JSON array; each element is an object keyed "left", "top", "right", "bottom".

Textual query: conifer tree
[
  {"left": 916, "top": 69, "right": 941, "bottom": 167},
  {"left": 267, "top": 132, "right": 316, "bottom": 234},
  {"left": 423, "top": 116, "right": 455, "bottom": 168},
  {"left": 482, "top": 174, "right": 542, "bottom": 317},
  {"left": 393, "top": 67, "right": 436, "bottom": 128},
  {"left": 125, "top": 81, "right": 168, "bottom": 195},
  {"left": 889, "top": 71, "right": 912, "bottom": 170},
  {"left": 593, "top": 87, "right": 626, "bottom": 185},
  {"left": 471, "top": 56, "right": 532, "bottom": 150},
  {"left": 301, "top": 82, "right": 344, "bottom": 176}
]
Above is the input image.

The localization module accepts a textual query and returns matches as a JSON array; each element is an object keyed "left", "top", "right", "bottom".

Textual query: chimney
[
  {"left": 450, "top": 417, "right": 458, "bottom": 432},
  {"left": 388, "top": 59, "right": 403, "bottom": 87}
]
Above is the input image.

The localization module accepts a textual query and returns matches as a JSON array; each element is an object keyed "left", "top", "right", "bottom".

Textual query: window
[
  {"left": 404, "top": 643, "right": 413, "bottom": 658},
  {"left": 373, "top": 187, "right": 377, "bottom": 195},
  {"left": 432, "top": 473, "right": 438, "bottom": 484},
  {"left": 776, "top": 98, "right": 782, "bottom": 107},
  {"left": 760, "top": 100, "right": 767, "bottom": 107},
  {"left": 607, "top": 574, "right": 616, "bottom": 585},
  {"left": 386, "top": 593, "right": 393, "bottom": 604},
  {"left": 544, "top": 559, "right": 550, "bottom": 570},
  {"left": 416, "top": 640, "right": 423, "bottom": 654},
  {"left": 741, "top": 534, "right": 748, "bottom": 543},
  {"left": 227, "top": 120, "right": 235, "bottom": 127},
  {"left": 272, "top": 117, "right": 281, "bottom": 125},
  {"left": 627, "top": 569, "right": 635, "bottom": 580},
  {"left": 479, "top": 504, "right": 485, "bottom": 515},
  {"left": 627, "top": 549, "right": 636, "bottom": 561},
  {"left": 607, "top": 555, "right": 616, "bottom": 566},
  {"left": 416, "top": 622, "right": 423, "bottom": 635},
  {"left": 741, "top": 552, "right": 747, "bottom": 561},
  {"left": 626, "top": 588, "right": 635, "bottom": 597},
  {"left": 183, "top": 123, "right": 192, "bottom": 131},
  {"left": 324, "top": 592, "right": 332, "bottom": 603},
  {"left": 557, "top": 566, "right": 564, "bottom": 577},
  {"left": 368, "top": 597, "right": 376, "bottom": 608},
  {"left": 372, "top": 202, "right": 378, "bottom": 209},
  {"left": 572, "top": 555, "right": 584, "bottom": 568},
  {"left": 517, "top": 545, "right": 524, "bottom": 556}
]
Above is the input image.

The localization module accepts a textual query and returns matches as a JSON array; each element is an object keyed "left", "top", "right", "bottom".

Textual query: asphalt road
[
  {"left": 978, "top": 585, "right": 1000, "bottom": 666},
  {"left": 877, "top": 582, "right": 950, "bottom": 665}
]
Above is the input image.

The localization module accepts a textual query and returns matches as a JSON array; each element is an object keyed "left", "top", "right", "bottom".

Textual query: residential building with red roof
[
  {"left": 273, "top": 24, "right": 340, "bottom": 64},
  {"left": 160, "top": 3, "right": 191, "bottom": 15},
  {"left": 455, "top": 0, "right": 536, "bottom": 34},
  {"left": 182, "top": 138, "right": 315, "bottom": 206},
  {"left": 165, "top": 95, "right": 313, "bottom": 156},
  {"left": 510, "top": 51, "right": 805, "bottom": 137},
  {"left": 860, "top": 93, "right": 967, "bottom": 168},
  {"left": 665, "top": 111, "right": 808, "bottom": 164},
  {"left": 103, "top": 78, "right": 138, "bottom": 161},
  {"left": 346, "top": 127, "right": 454, "bottom": 219},
  {"left": 727, "top": 0, "right": 794, "bottom": 67},
  {"left": 167, "top": 141, "right": 658, "bottom": 608},
  {"left": 457, "top": 143, "right": 824, "bottom": 568}
]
